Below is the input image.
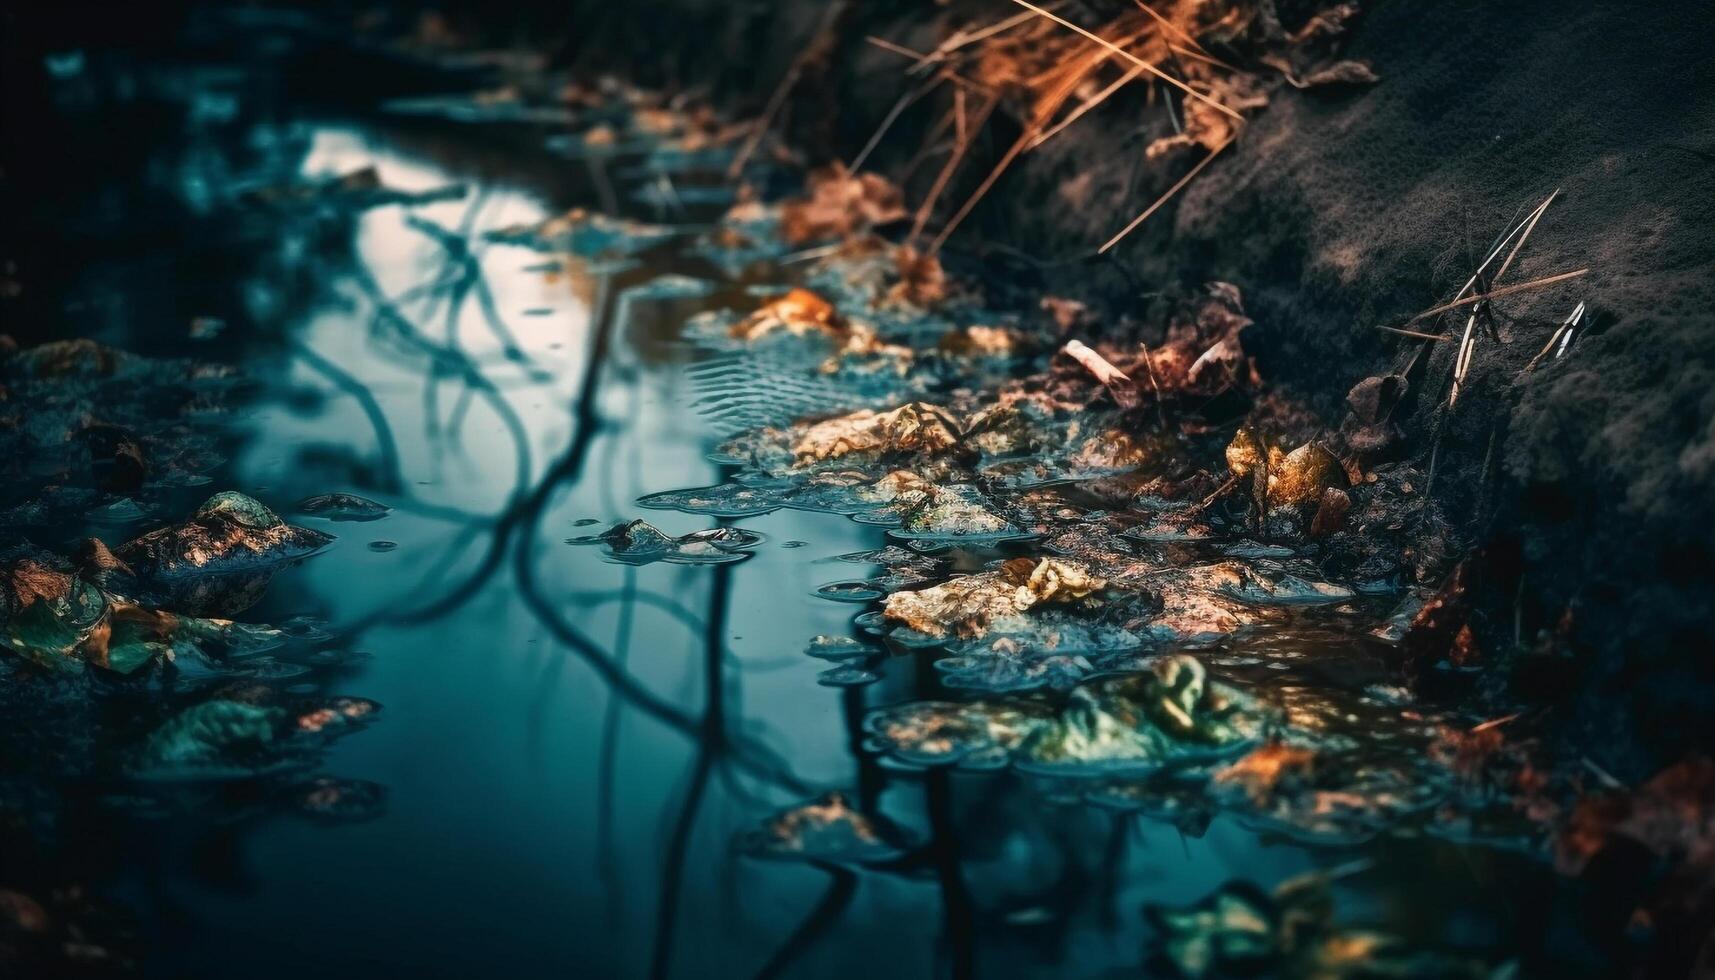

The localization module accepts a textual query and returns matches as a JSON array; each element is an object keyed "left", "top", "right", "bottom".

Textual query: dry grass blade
[
  {"left": 927, "top": 30, "right": 1130, "bottom": 252},
  {"left": 1099, "top": 135, "right": 1232, "bottom": 253},
  {"left": 1009, "top": 0, "right": 1242, "bottom": 122},
  {"left": 849, "top": 74, "right": 944, "bottom": 173},
  {"left": 1406, "top": 268, "right": 1591, "bottom": 324},
  {"left": 1030, "top": 63, "right": 1148, "bottom": 148},
  {"left": 728, "top": 5, "right": 853, "bottom": 179},
  {"left": 910, "top": 93, "right": 997, "bottom": 242},
  {"left": 1131, "top": 0, "right": 1197, "bottom": 47},
  {"left": 865, "top": 36, "right": 990, "bottom": 92},
  {"left": 908, "top": 5, "right": 1055, "bottom": 75},
  {"left": 1522, "top": 300, "right": 1587, "bottom": 374},
  {"left": 1449, "top": 310, "right": 1479, "bottom": 407},
  {"left": 1492, "top": 188, "right": 1561, "bottom": 284},
  {"left": 1377, "top": 325, "right": 1449, "bottom": 341}
]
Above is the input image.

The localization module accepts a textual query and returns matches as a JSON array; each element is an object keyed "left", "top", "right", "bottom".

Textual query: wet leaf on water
[
  {"left": 740, "top": 792, "right": 916, "bottom": 866},
  {"left": 572, "top": 519, "right": 762, "bottom": 565},
  {"left": 1015, "top": 657, "right": 1272, "bottom": 776},
  {"left": 295, "top": 493, "right": 391, "bottom": 522},
  {"left": 791, "top": 402, "right": 960, "bottom": 464},
  {"left": 779, "top": 163, "right": 908, "bottom": 246},
  {"left": 128, "top": 699, "right": 288, "bottom": 781},
  {"left": 0, "top": 549, "right": 110, "bottom": 669},
  {"left": 289, "top": 777, "right": 387, "bottom": 822},
  {"left": 865, "top": 699, "right": 1056, "bottom": 770},
  {"left": 1146, "top": 870, "right": 1503, "bottom": 979},
  {"left": 636, "top": 482, "right": 785, "bottom": 518},
  {"left": 817, "top": 666, "right": 881, "bottom": 687},
  {"left": 485, "top": 207, "right": 680, "bottom": 258},
  {"left": 805, "top": 636, "right": 876, "bottom": 664},
  {"left": 813, "top": 580, "right": 886, "bottom": 603},
  {"left": 882, "top": 557, "right": 1105, "bottom": 640}
]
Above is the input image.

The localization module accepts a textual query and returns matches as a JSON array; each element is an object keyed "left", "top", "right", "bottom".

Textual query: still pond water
[{"left": 2, "top": 42, "right": 1576, "bottom": 980}]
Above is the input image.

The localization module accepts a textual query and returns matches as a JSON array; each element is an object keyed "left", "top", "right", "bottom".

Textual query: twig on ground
[
  {"left": 1522, "top": 300, "right": 1587, "bottom": 374},
  {"left": 1100, "top": 135, "right": 1233, "bottom": 252},
  {"left": 1063, "top": 339, "right": 1141, "bottom": 408}
]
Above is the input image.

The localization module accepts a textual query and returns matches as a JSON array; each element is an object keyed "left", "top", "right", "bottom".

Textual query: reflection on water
[{"left": 1, "top": 35, "right": 1586, "bottom": 980}]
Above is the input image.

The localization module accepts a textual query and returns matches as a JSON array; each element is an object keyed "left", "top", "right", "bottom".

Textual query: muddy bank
[{"left": 544, "top": 0, "right": 1715, "bottom": 777}]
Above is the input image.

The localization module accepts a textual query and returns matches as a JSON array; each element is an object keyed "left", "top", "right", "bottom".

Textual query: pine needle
[
  {"left": 1030, "top": 63, "right": 1147, "bottom": 148},
  {"left": 1406, "top": 267, "right": 1591, "bottom": 324},
  {"left": 849, "top": 74, "right": 944, "bottom": 173},
  {"left": 1492, "top": 188, "right": 1561, "bottom": 284},
  {"left": 1008, "top": 0, "right": 1242, "bottom": 122},
  {"left": 1376, "top": 325, "right": 1449, "bottom": 341},
  {"left": 910, "top": 92, "right": 997, "bottom": 242},
  {"left": 1099, "top": 135, "right": 1232, "bottom": 253}
]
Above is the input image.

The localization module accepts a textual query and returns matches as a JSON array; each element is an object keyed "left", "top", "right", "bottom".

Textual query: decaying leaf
[
  {"left": 791, "top": 402, "right": 960, "bottom": 462},
  {"left": 779, "top": 163, "right": 908, "bottom": 245},
  {"left": 1267, "top": 443, "right": 1347, "bottom": 508},
  {"left": 572, "top": 519, "right": 763, "bottom": 565},
  {"left": 884, "top": 557, "right": 1105, "bottom": 639},
  {"left": 1214, "top": 742, "right": 1317, "bottom": 804},
  {"left": 729, "top": 287, "right": 844, "bottom": 341},
  {"left": 741, "top": 791, "right": 916, "bottom": 865}
]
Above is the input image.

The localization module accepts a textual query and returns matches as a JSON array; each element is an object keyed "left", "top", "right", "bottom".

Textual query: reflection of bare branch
[
  {"left": 926, "top": 769, "right": 977, "bottom": 980},
  {"left": 597, "top": 566, "right": 637, "bottom": 917},
  {"left": 347, "top": 253, "right": 535, "bottom": 498},
  {"left": 288, "top": 338, "right": 403, "bottom": 494},
  {"left": 650, "top": 557, "right": 730, "bottom": 980},
  {"left": 649, "top": 751, "right": 713, "bottom": 980},
  {"left": 406, "top": 212, "right": 534, "bottom": 363},
  {"left": 752, "top": 867, "right": 857, "bottom": 980}
]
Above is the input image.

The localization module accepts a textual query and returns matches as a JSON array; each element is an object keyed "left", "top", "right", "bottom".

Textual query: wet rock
[
  {"left": 295, "top": 493, "right": 391, "bottom": 522},
  {"left": 115, "top": 492, "right": 333, "bottom": 580}
]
